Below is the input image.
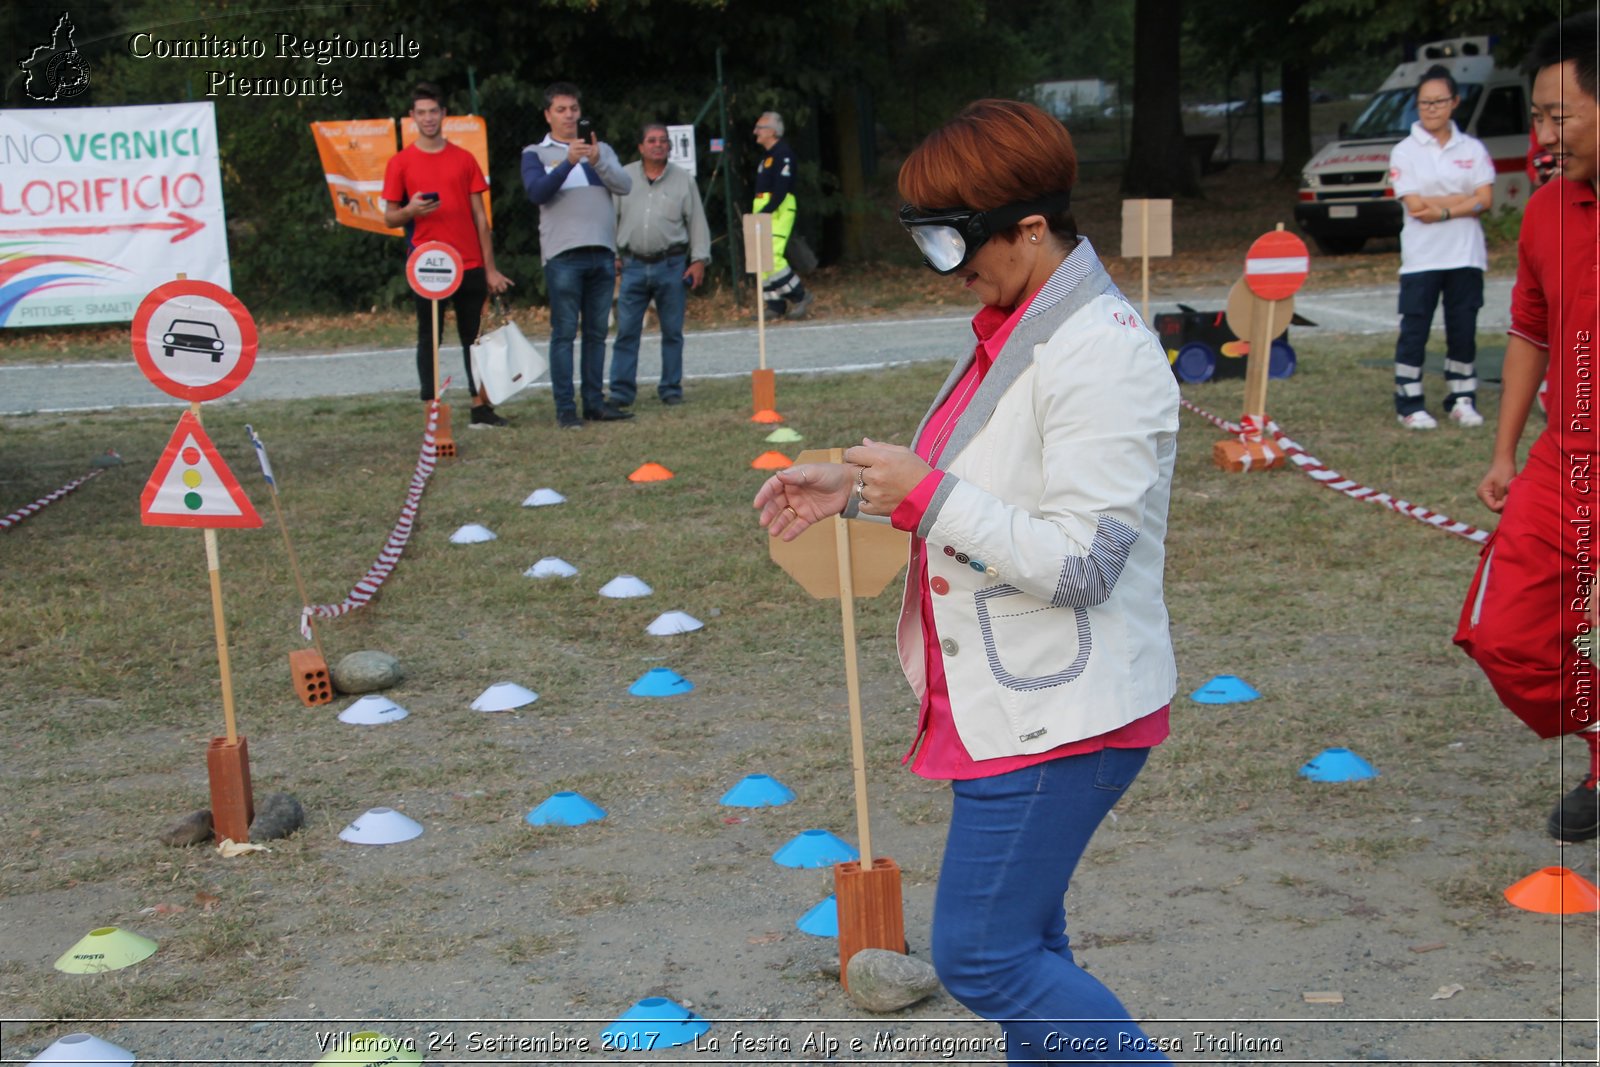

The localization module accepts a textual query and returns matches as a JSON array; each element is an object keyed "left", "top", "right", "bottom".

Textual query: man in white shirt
[{"left": 1388, "top": 64, "right": 1495, "bottom": 430}]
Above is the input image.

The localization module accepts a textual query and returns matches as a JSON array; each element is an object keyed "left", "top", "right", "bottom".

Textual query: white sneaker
[
  {"left": 1449, "top": 397, "right": 1484, "bottom": 427},
  {"left": 1399, "top": 410, "right": 1438, "bottom": 430}
]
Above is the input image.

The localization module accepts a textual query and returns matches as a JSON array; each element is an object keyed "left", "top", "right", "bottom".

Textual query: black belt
[{"left": 623, "top": 245, "right": 687, "bottom": 264}]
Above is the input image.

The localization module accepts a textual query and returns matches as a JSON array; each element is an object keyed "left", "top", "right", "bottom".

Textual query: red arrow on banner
[{"left": 0, "top": 211, "right": 205, "bottom": 243}]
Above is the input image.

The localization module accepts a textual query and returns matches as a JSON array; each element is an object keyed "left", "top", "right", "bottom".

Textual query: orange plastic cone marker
[
  {"left": 628, "top": 462, "right": 675, "bottom": 483},
  {"left": 751, "top": 451, "right": 793, "bottom": 470},
  {"left": 1504, "top": 866, "right": 1600, "bottom": 914},
  {"left": 751, "top": 409, "right": 785, "bottom": 424}
]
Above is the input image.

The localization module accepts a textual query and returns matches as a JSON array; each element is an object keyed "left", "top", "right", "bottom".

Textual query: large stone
[
  {"left": 158, "top": 809, "right": 213, "bottom": 847},
  {"left": 845, "top": 949, "right": 940, "bottom": 1012},
  {"left": 331, "top": 650, "right": 402, "bottom": 694},
  {"left": 250, "top": 792, "right": 305, "bottom": 842}
]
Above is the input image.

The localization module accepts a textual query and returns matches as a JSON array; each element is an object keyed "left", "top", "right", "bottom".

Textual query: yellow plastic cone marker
[
  {"left": 1504, "top": 866, "right": 1600, "bottom": 914},
  {"left": 54, "top": 926, "right": 158, "bottom": 973},
  {"left": 751, "top": 409, "right": 784, "bottom": 424},
  {"left": 751, "top": 451, "right": 793, "bottom": 470},
  {"left": 628, "top": 462, "right": 675, "bottom": 483}
]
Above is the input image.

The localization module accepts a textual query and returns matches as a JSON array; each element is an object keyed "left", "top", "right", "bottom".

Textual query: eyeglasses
[
  {"left": 1417, "top": 97, "right": 1455, "bottom": 110},
  {"left": 753, "top": 124, "right": 775, "bottom": 131},
  {"left": 898, "top": 192, "right": 1072, "bottom": 274}
]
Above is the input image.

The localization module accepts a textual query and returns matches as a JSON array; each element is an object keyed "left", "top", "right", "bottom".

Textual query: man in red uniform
[
  {"left": 383, "top": 82, "right": 513, "bottom": 426},
  {"left": 1457, "top": 12, "right": 1600, "bottom": 841}
]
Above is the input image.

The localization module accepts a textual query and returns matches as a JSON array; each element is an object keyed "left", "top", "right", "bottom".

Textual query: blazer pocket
[{"left": 973, "top": 584, "right": 1092, "bottom": 692}]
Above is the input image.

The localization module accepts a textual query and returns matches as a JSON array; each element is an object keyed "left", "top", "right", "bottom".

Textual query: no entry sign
[
  {"left": 406, "top": 241, "right": 463, "bottom": 300},
  {"left": 131, "top": 280, "right": 258, "bottom": 402},
  {"left": 1243, "top": 230, "right": 1309, "bottom": 301}
]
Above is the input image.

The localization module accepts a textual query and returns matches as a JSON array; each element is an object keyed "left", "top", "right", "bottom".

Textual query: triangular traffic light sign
[{"left": 141, "top": 411, "right": 262, "bottom": 528}]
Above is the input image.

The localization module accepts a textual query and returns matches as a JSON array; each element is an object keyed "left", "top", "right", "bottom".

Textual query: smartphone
[
  {"left": 421, "top": 192, "right": 440, "bottom": 201},
  {"left": 578, "top": 119, "right": 594, "bottom": 139}
]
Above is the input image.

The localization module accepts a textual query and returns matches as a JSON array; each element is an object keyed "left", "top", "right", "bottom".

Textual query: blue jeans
[
  {"left": 1394, "top": 267, "right": 1483, "bottom": 415},
  {"left": 611, "top": 254, "right": 688, "bottom": 404},
  {"left": 544, "top": 248, "right": 615, "bottom": 418},
  {"left": 932, "top": 749, "right": 1167, "bottom": 1064}
]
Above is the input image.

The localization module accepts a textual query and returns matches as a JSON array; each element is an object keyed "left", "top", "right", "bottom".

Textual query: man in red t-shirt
[
  {"left": 382, "top": 82, "right": 513, "bottom": 426},
  {"left": 1456, "top": 11, "right": 1600, "bottom": 841}
]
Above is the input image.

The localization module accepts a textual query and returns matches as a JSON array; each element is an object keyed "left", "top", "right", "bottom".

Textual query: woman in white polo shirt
[{"left": 1389, "top": 64, "right": 1495, "bottom": 430}]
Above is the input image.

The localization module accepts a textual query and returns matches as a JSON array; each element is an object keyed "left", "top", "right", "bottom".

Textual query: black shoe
[
  {"left": 661, "top": 393, "right": 684, "bottom": 406},
  {"left": 785, "top": 290, "right": 815, "bottom": 320},
  {"left": 584, "top": 404, "right": 635, "bottom": 421},
  {"left": 470, "top": 404, "right": 508, "bottom": 428},
  {"left": 557, "top": 412, "right": 583, "bottom": 430},
  {"left": 1549, "top": 781, "right": 1600, "bottom": 842}
]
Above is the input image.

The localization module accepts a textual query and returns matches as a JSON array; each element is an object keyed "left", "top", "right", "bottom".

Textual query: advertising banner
[
  {"left": 309, "top": 118, "right": 401, "bottom": 236},
  {"left": 0, "top": 102, "right": 230, "bottom": 327}
]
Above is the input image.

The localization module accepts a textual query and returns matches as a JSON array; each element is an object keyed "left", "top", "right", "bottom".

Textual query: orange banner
[
  {"left": 309, "top": 119, "right": 400, "bottom": 235},
  {"left": 402, "top": 115, "right": 492, "bottom": 226}
]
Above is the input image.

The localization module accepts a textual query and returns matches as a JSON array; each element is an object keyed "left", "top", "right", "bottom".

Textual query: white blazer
[{"left": 876, "top": 242, "right": 1179, "bottom": 761}]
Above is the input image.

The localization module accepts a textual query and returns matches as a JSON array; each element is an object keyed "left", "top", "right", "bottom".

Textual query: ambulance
[{"left": 1294, "top": 36, "right": 1534, "bottom": 255}]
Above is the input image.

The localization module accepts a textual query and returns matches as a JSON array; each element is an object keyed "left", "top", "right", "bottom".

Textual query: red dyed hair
[{"left": 899, "top": 99, "right": 1078, "bottom": 240}]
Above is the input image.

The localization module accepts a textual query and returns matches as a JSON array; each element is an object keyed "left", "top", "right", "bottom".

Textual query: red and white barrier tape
[
  {"left": 0, "top": 459, "right": 114, "bottom": 531},
  {"left": 300, "top": 400, "right": 440, "bottom": 637},
  {"left": 1179, "top": 397, "right": 1491, "bottom": 544}
]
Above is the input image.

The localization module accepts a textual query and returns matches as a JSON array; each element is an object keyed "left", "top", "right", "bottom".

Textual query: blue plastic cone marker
[
  {"left": 1298, "top": 747, "right": 1379, "bottom": 783},
  {"left": 629, "top": 667, "right": 694, "bottom": 697},
  {"left": 1190, "top": 674, "right": 1260, "bottom": 704},
  {"left": 720, "top": 773, "right": 796, "bottom": 808},
  {"left": 526, "top": 791, "right": 607, "bottom": 826},
  {"left": 796, "top": 894, "right": 839, "bottom": 937},
  {"left": 601, "top": 997, "right": 709, "bottom": 1050},
  {"left": 773, "top": 828, "right": 859, "bottom": 868}
]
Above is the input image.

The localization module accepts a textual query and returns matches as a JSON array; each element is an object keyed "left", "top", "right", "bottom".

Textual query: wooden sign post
[
  {"left": 742, "top": 213, "right": 778, "bottom": 417},
  {"left": 767, "top": 448, "right": 909, "bottom": 987},
  {"left": 131, "top": 278, "right": 264, "bottom": 844},
  {"left": 406, "top": 241, "right": 464, "bottom": 457},
  {"left": 247, "top": 425, "right": 333, "bottom": 707},
  {"left": 1120, "top": 199, "right": 1172, "bottom": 325},
  {"left": 1213, "top": 225, "right": 1309, "bottom": 473}
]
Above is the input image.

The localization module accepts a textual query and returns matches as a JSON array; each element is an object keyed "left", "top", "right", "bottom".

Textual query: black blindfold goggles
[{"left": 898, "top": 191, "right": 1073, "bottom": 274}]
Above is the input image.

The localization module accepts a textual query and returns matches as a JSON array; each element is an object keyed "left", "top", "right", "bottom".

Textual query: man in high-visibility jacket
[{"left": 752, "top": 111, "right": 813, "bottom": 320}]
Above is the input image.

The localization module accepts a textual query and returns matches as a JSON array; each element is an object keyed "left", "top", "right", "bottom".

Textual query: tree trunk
[
  {"left": 1278, "top": 60, "right": 1313, "bottom": 180},
  {"left": 1122, "top": 0, "right": 1201, "bottom": 198}
]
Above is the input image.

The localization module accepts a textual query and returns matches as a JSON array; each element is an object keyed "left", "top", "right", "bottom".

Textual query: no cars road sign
[{"left": 131, "top": 280, "right": 258, "bottom": 403}]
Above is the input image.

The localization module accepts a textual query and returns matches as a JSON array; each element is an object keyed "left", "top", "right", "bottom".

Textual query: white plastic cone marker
[
  {"left": 449, "top": 523, "right": 496, "bottom": 544},
  {"left": 647, "top": 610, "right": 704, "bottom": 636},
  {"left": 29, "top": 1033, "right": 136, "bottom": 1066},
  {"left": 338, "top": 694, "right": 409, "bottom": 725},
  {"left": 599, "top": 574, "right": 652, "bottom": 598},
  {"left": 471, "top": 681, "right": 539, "bottom": 712},
  {"left": 314, "top": 1031, "right": 423, "bottom": 1066},
  {"left": 521, "top": 488, "right": 567, "bottom": 507},
  {"left": 338, "top": 807, "right": 423, "bottom": 845},
  {"left": 525, "top": 557, "right": 579, "bottom": 579},
  {"left": 53, "top": 926, "right": 158, "bottom": 973}
]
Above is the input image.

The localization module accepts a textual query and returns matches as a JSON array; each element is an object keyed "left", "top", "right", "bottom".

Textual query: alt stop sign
[{"left": 1244, "top": 229, "right": 1309, "bottom": 301}]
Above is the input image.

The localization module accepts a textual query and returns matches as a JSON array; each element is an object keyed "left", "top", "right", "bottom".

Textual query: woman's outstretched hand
[{"left": 753, "top": 462, "right": 853, "bottom": 541}]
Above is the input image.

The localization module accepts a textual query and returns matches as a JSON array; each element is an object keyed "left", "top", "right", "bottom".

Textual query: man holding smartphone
[
  {"left": 522, "top": 81, "right": 634, "bottom": 429},
  {"left": 610, "top": 123, "right": 711, "bottom": 407},
  {"left": 382, "top": 81, "right": 513, "bottom": 426}
]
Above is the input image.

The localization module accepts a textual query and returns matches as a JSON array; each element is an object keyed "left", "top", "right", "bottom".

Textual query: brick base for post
[
  {"left": 206, "top": 736, "right": 254, "bottom": 844},
  {"left": 835, "top": 857, "right": 905, "bottom": 989}
]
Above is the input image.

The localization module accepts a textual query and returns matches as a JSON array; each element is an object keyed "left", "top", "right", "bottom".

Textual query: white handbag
[{"left": 470, "top": 315, "right": 545, "bottom": 406}]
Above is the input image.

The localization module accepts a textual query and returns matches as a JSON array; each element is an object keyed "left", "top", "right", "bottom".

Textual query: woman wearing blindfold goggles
[{"left": 755, "top": 99, "right": 1179, "bottom": 1062}]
